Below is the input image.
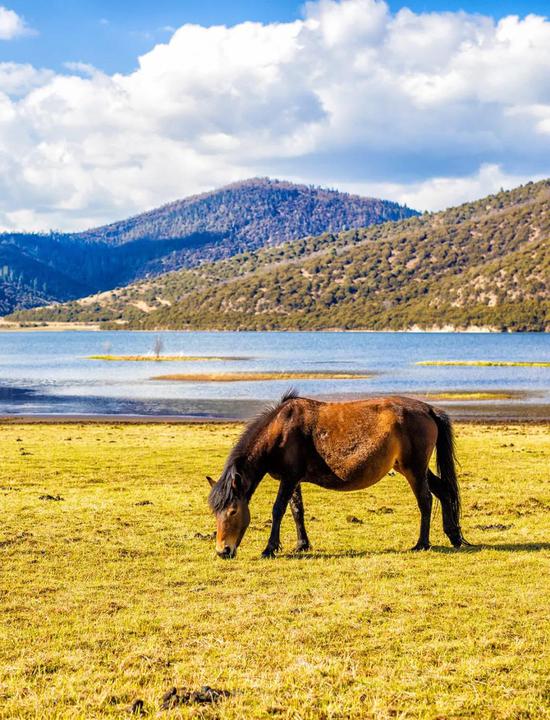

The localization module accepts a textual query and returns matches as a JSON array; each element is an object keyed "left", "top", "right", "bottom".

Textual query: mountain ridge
[
  {"left": 0, "top": 178, "right": 417, "bottom": 315},
  {"left": 10, "top": 179, "right": 549, "bottom": 332},
  {"left": 70, "top": 178, "right": 411, "bottom": 244}
]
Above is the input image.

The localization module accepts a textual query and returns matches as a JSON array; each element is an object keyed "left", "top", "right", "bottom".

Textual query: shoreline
[
  {"left": 1, "top": 320, "right": 547, "bottom": 334},
  {"left": 1, "top": 388, "right": 549, "bottom": 424},
  {"left": 0, "top": 414, "right": 241, "bottom": 424},
  {"left": 2, "top": 410, "right": 549, "bottom": 425},
  {"left": 0, "top": 320, "right": 101, "bottom": 332}
]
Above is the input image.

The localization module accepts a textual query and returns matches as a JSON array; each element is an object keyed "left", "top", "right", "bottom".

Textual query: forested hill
[
  {"left": 12, "top": 179, "right": 549, "bottom": 332},
  {"left": 0, "top": 179, "right": 416, "bottom": 314},
  {"left": 74, "top": 178, "right": 416, "bottom": 251}
]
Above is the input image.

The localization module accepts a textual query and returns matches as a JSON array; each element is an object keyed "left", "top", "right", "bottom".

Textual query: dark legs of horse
[
  {"left": 427, "top": 469, "right": 463, "bottom": 547},
  {"left": 289, "top": 484, "right": 311, "bottom": 553},
  {"left": 261, "top": 480, "right": 299, "bottom": 558},
  {"left": 406, "top": 470, "right": 433, "bottom": 551}
]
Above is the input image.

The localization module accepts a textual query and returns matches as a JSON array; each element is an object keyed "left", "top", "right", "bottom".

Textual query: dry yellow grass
[
  {"left": 416, "top": 360, "right": 550, "bottom": 368},
  {"left": 88, "top": 355, "right": 247, "bottom": 362},
  {"left": 152, "top": 372, "right": 372, "bottom": 382},
  {"left": 0, "top": 422, "right": 549, "bottom": 719},
  {"left": 422, "top": 391, "right": 516, "bottom": 401}
]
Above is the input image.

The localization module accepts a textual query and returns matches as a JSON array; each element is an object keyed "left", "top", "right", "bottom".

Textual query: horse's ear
[
  {"left": 231, "top": 472, "right": 243, "bottom": 494},
  {"left": 206, "top": 476, "right": 215, "bottom": 488}
]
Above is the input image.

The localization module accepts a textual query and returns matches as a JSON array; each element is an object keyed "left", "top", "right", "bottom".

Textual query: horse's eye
[{"left": 227, "top": 507, "right": 237, "bottom": 516}]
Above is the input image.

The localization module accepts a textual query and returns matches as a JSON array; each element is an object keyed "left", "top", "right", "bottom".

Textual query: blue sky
[
  {"left": 0, "top": 0, "right": 548, "bottom": 230},
  {"left": 1, "top": 0, "right": 548, "bottom": 73}
]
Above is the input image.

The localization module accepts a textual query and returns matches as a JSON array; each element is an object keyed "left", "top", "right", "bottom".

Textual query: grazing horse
[{"left": 207, "top": 390, "right": 467, "bottom": 559}]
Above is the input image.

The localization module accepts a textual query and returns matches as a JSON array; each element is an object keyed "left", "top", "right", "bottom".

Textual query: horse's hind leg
[
  {"left": 404, "top": 468, "right": 433, "bottom": 551},
  {"left": 289, "top": 484, "right": 311, "bottom": 552},
  {"left": 427, "top": 469, "right": 462, "bottom": 547}
]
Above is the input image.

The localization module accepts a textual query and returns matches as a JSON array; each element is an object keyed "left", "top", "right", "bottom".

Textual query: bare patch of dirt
[{"left": 161, "top": 686, "right": 230, "bottom": 709}]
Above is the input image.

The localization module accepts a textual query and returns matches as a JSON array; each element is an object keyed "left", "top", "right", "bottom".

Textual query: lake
[{"left": 0, "top": 331, "right": 548, "bottom": 420}]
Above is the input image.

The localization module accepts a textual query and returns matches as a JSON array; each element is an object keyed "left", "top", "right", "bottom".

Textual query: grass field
[{"left": 1, "top": 422, "right": 549, "bottom": 719}]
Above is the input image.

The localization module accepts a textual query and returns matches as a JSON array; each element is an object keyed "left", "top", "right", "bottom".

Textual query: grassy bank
[
  {"left": 416, "top": 360, "right": 550, "bottom": 368},
  {"left": 423, "top": 391, "right": 517, "bottom": 401},
  {"left": 152, "top": 371, "right": 373, "bottom": 382},
  {"left": 88, "top": 355, "right": 250, "bottom": 362},
  {"left": 0, "top": 422, "right": 549, "bottom": 719}
]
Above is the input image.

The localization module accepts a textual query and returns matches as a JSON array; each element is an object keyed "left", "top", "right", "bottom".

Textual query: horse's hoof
[
  {"left": 261, "top": 548, "right": 277, "bottom": 559},
  {"left": 450, "top": 532, "right": 473, "bottom": 548},
  {"left": 410, "top": 542, "right": 431, "bottom": 552},
  {"left": 293, "top": 541, "right": 311, "bottom": 553}
]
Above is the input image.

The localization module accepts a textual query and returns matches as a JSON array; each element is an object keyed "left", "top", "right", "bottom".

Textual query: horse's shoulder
[
  {"left": 268, "top": 397, "right": 319, "bottom": 442},
  {"left": 280, "top": 395, "right": 318, "bottom": 415}
]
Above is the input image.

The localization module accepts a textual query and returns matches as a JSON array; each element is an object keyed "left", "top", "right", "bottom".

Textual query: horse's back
[
  {"left": 295, "top": 396, "right": 438, "bottom": 488},
  {"left": 314, "top": 395, "right": 434, "bottom": 430}
]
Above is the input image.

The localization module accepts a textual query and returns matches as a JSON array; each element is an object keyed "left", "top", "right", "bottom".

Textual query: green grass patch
[
  {"left": 0, "top": 422, "right": 549, "bottom": 718},
  {"left": 417, "top": 360, "right": 550, "bottom": 367},
  {"left": 152, "top": 371, "right": 373, "bottom": 382}
]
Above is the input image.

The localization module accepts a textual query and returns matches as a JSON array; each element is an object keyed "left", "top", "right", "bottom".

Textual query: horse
[{"left": 207, "top": 390, "right": 468, "bottom": 559}]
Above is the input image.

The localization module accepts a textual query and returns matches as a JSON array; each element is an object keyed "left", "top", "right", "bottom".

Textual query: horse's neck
[
  {"left": 241, "top": 425, "right": 274, "bottom": 501},
  {"left": 242, "top": 453, "right": 266, "bottom": 502}
]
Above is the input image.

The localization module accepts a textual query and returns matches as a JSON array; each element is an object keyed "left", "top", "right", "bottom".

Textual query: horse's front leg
[
  {"left": 261, "top": 480, "right": 298, "bottom": 558},
  {"left": 289, "top": 483, "right": 311, "bottom": 552}
]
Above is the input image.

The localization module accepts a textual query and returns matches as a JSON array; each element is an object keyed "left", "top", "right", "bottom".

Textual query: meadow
[{"left": 0, "top": 421, "right": 549, "bottom": 719}]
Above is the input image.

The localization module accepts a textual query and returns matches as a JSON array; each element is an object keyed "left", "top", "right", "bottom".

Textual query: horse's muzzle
[{"left": 217, "top": 546, "right": 237, "bottom": 559}]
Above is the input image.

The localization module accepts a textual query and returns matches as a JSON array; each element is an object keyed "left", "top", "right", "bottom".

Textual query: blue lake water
[{"left": 0, "top": 331, "right": 548, "bottom": 419}]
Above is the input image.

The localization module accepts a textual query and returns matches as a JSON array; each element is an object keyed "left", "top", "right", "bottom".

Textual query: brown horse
[{"left": 207, "top": 390, "right": 467, "bottom": 558}]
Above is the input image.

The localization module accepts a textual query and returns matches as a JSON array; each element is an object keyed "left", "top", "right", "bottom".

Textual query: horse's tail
[{"left": 429, "top": 407, "right": 470, "bottom": 547}]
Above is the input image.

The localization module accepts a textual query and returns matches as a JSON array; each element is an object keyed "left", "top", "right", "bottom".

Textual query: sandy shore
[{"left": 0, "top": 320, "right": 100, "bottom": 332}]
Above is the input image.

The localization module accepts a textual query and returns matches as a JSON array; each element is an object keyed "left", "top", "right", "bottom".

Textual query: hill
[
  {"left": 0, "top": 179, "right": 416, "bottom": 315},
  {"left": 11, "top": 179, "right": 549, "bottom": 332}
]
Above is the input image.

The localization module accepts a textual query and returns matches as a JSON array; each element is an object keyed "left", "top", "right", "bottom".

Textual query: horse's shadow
[
  {"left": 430, "top": 542, "right": 550, "bottom": 554},
  {"left": 278, "top": 542, "right": 550, "bottom": 560}
]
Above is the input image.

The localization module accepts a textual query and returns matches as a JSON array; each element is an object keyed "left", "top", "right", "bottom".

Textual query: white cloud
[
  {"left": 0, "top": 0, "right": 549, "bottom": 231},
  {"left": 0, "top": 6, "right": 33, "bottom": 40},
  {"left": 63, "top": 62, "right": 100, "bottom": 77},
  {"left": 336, "top": 164, "right": 548, "bottom": 212},
  {"left": 0, "top": 62, "right": 53, "bottom": 96}
]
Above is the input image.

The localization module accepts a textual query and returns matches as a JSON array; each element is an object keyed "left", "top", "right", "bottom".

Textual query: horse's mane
[{"left": 208, "top": 389, "right": 299, "bottom": 512}]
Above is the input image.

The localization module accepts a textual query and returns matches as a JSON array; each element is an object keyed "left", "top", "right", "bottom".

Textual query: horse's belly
[
  {"left": 309, "top": 423, "right": 399, "bottom": 491},
  {"left": 304, "top": 460, "right": 390, "bottom": 491},
  {"left": 310, "top": 476, "right": 379, "bottom": 491}
]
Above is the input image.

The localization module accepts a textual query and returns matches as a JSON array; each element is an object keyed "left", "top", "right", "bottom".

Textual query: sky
[{"left": 0, "top": 0, "right": 548, "bottom": 231}]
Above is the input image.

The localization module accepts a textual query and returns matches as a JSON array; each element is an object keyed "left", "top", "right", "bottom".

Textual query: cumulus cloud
[
  {"left": 337, "top": 164, "right": 548, "bottom": 212},
  {"left": 0, "top": 62, "right": 53, "bottom": 96},
  {"left": 0, "top": 0, "right": 549, "bottom": 231},
  {"left": 0, "top": 6, "right": 32, "bottom": 40}
]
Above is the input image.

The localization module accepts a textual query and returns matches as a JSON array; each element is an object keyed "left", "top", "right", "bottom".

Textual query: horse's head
[{"left": 207, "top": 473, "right": 250, "bottom": 559}]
